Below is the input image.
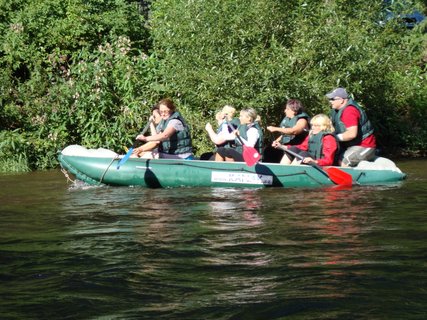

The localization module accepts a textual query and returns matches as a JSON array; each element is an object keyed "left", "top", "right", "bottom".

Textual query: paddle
[
  {"left": 227, "top": 123, "right": 261, "bottom": 167},
  {"left": 278, "top": 145, "right": 352, "bottom": 185},
  {"left": 116, "top": 119, "right": 152, "bottom": 170}
]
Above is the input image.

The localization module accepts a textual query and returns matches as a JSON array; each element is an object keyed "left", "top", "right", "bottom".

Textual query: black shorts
[{"left": 216, "top": 147, "right": 244, "bottom": 162}]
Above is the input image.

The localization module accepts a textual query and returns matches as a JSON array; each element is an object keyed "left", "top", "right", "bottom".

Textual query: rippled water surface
[{"left": 1, "top": 159, "right": 426, "bottom": 319}]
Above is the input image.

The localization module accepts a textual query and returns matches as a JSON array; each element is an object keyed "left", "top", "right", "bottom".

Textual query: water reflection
[
  {"left": 278, "top": 187, "right": 380, "bottom": 268},
  {"left": 67, "top": 186, "right": 277, "bottom": 307},
  {"left": 60, "top": 183, "right": 407, "bottom": 311},
  {"left": 207, "top": 188, "right": 263, "bottom": 226},
  {"left": 1, "top": 164, "right": 427, "bottom": 319}
]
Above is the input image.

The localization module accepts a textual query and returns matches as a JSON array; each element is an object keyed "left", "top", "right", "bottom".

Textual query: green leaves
[
  {"left": 0, "top": 0, "right": 426, "bottom": 171},
  {"left": 0, "top": 0, "right": 154, "bottom": 169},
  {"left": 67, "top": 36, "right": 157, "bottom": 150},
  {"left": 150, "top": 0, "right": 427, "bottom": 156}
]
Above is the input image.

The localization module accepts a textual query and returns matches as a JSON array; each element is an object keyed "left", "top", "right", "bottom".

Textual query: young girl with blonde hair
[{"left": 280, "top": 113, "right": 338, "bottom": 166}]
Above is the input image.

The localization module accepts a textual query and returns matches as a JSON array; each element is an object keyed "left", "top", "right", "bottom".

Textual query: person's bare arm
[
  {"left": 267, "top": 118, "right": 308, "bottom": 135},
  {"left": 137, "top": 125, "right": 176, "bottom": 142},
  {"left": 149, "top": 122, "right": 157, "bottom": 135},
  {"left": 337, "top": 125, "right": 357, "bottom": 141},
  {"left": 205, "top": 123, "right": 227, "bottom": 145}
]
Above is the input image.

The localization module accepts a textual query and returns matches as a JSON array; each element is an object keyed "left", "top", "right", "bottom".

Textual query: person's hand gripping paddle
[
  {"left": 117, "top": 119, "right": 152, "bottom": 170},
  {"left": 278, "top": 145, "right": 352, "bottom": 185},
  {"left": 227, "top": 123, "right": 261, "bottom": 167}
]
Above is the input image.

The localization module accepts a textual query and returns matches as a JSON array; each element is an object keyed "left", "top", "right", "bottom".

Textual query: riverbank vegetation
[{"left": 1, "top": 0, "right": 426, "bottom": 172}]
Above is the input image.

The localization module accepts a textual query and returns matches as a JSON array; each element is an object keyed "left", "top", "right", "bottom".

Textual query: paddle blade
[
  {"left": 242, "top": 145, "right": 261, "bottom": 167},
  {"left": 117, "top": 147, "right": 134, "bottom": 170},
  {"left": 325, "top": 167, "right": 353, "bottom": 186}
]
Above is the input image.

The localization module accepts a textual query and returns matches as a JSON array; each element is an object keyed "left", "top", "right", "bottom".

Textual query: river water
[{"left": 1, "top": 159, "right": 426, "bottom": 319}]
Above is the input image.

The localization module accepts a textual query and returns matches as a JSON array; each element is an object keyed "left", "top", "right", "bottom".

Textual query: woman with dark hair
[
  {"left": 136, "top": 98, "right": 194, "bottom": 160},
  {"left": 266, "top": 99, "right": 310, "bottom": 164}
]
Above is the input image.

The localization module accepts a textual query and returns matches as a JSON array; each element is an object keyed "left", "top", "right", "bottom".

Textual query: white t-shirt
[
  {"left": 240, "top": 126, "right": 259, "bottom": 147},
  {"left": 221, "top": 124, "right": 259, "bottom": 147}
]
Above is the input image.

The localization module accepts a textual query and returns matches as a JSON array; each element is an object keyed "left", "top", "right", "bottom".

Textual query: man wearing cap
[{"left": 326, "top": 87, "right": 377, "bottom": 167}]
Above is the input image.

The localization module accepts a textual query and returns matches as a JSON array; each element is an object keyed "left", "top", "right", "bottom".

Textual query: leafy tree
[
  {"left": 150, "top": 0, "right": 427, "bottom": 155},
  {"left": 0, "top": 0, "right": 153, "bottom": 169},
  {"left": 0, "top": 0, "right": 426, "bottom": 171}
]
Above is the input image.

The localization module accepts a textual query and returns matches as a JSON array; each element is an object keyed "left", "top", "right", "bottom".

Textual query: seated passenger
[
  {"left": 326, "top": 87, "right": 377, "bottom": 167},
  {"left": 136, "top": 98, "right": 194, "bottom": 160},
  {"left": 267, "top": 99, "right": 310, "bottom": 164},
  {"left": 131, "top": 104, "right": 162, "bottom": 158},
  {"left": 204, "top": 105, "right": 240, "bottom": 159},
  {"left": 215, "top": 108, "right": 263, "bottom": 162},
  {"left": 280, "top": 114, "right": 338, "bottom": 166}
]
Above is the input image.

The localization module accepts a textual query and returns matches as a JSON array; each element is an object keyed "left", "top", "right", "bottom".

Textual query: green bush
[
  {"left": 0, "top": 0, "right": 154, "bottom": 169},
  {"left": 65, "top": 36, "right": 160, "bottom": 152},
  {"left": 150, "top": 0, "right": 427, "bottom": 156},
  {"left": 0, "top": 130, "right": 30, "bottom": 172},
  {"left": 0, "top": 0, "right": 426, "bottom": 172}
]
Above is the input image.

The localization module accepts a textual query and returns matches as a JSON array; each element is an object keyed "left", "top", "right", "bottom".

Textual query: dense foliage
[
  {"left": 151, "top": 0, "right": 427, "bottom": 155},
  {"left": 0, "top": 0, "right": 426, "bottom": 172},
  {"left": 0, "top": 0, "right": 154, "bottom": 171}
]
